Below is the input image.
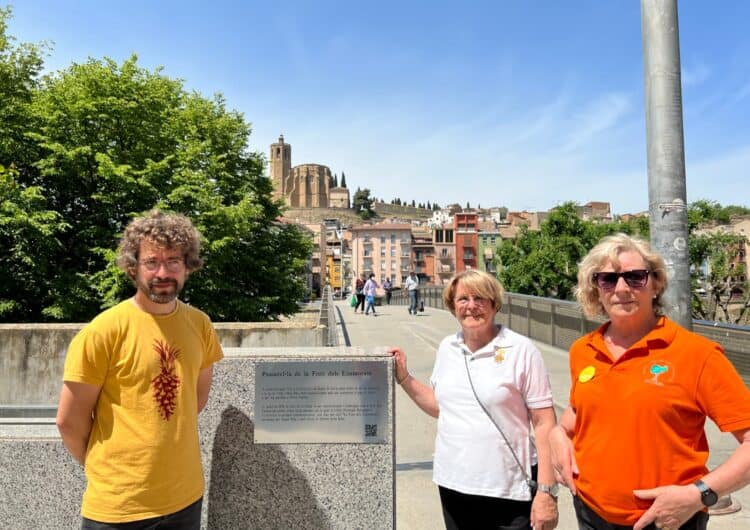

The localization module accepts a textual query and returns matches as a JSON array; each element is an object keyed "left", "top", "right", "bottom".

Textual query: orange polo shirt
[{"left": 569, "top": 316, "right": 750, "bottom": 526}]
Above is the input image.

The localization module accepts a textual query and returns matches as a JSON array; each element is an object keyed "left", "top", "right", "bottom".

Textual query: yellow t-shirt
[{"left": 63, "top": 299, "right": 224, "bottom": 523}]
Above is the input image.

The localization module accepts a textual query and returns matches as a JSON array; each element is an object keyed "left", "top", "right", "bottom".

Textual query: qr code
[{"left": 365, "top": 424, "right": 378, "bottom": 437}]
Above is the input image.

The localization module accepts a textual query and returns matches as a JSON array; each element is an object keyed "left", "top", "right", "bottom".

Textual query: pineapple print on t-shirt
[{"left": 151, "top": 339, "right": 181, "bottom": 420}]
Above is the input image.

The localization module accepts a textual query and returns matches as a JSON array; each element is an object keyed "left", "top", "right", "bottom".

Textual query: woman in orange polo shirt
[{"left": 549, "top": 233, "right": 750, "bottom": 530}]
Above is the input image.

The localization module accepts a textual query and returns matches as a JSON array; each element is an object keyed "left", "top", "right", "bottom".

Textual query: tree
[
  {"left": 496, "top": 202, "right": 647, "bottom": 300},
  {"left": 340, "top": 171, "right": 347, "bottom": 188},
  {"left": 0, "top": 7, "right": 47, "bottom": 177},
  {"left": 0, "top": 164, "right": 68, "bottom": 320},
  {"left": 690, "top": 231, "right": 749, "bottom": 324},
  {"left": 352, "top": 188, "right": 374, "bottom": 220},
  {"left": 411, "top": 199, "right": 416, "bottom": 207},
  {"left": 2, "top": 45, "right": 311, "bottom": 321},
  {"left": 466, "top": 201, "right": 471, "bottom": 210},
  {"left": 333, "top": 173, "right": 338, "bottom": 187}
]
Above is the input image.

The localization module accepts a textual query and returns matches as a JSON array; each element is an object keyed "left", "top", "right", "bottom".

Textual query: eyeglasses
[
  {"left": 592, "top": 269, "right": 650, "bottom": 290},
  {"left": 455, "top": 295, "right": 490, "bottom": 306},
  {"left": 139, "top": 257, "right": 185, "bottom": 272}
]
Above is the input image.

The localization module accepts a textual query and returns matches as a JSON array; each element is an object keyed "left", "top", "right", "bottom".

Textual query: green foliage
[
  {"left": 496, "top": 202, "right": 650, "bottom": 300},
  {"left": 689, "top": 231, "right": 749, "bottom": 324},
  {"left": 0, "top": 164, "right": 69, "bottom": 320},
  {"left": 353, "top": 187, "right": 374, "bottom": 220},
  {"left": 0, "top": 11, "right": 312, "bottom": 322},
  {"left": 687, "top": 199, "right": 750, "bottom": 231}
]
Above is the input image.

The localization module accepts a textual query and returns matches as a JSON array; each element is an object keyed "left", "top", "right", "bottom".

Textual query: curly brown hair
[{"left": 116, "top": 209, "right": 204, "bottom": 275}]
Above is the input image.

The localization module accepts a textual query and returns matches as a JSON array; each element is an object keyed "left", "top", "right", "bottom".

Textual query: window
[
  {"left": 446, "top": 230, "right": 454, "bottom": 243},
  {"left": 380, "top": 235, "right": 386, "bottom": 244},
  {"left": 391, "top": 248, "right": 396, "bottom": 257},
  {"left": 391, "top": 234, "right": 396, "bottom": 244},
  {"left": 442, "top": 248, "right": 448, "bottom": 257},
  {"left": 435, "top": 230, "right": 444, "bottom": 243}
]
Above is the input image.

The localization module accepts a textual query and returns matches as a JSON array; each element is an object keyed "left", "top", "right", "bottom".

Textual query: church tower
[{"left": 270, "top": 135, "right": 291, "bottom": 203}]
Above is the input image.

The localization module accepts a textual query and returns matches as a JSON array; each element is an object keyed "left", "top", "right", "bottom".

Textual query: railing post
[
  {"left": 507, "top": 293, "right": 512, "bottom": 329},
  {"left": 527, "top": 298, "right": 532, "bottom": 338},
  {"left": 550, "top": 303, "right": 557, "bottom": 348}
]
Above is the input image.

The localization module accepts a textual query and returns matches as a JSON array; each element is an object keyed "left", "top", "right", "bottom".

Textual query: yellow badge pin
[
  {"left": 494, "top": 347, "right": 506, "bottom": 363},
  {"left": 578, "top": 365, "right": 596, "bottom": 383}
]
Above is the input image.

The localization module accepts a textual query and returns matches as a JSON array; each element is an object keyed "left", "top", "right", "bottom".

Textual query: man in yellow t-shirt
[{"left": 56, "top": 210, "right": 224, "bottom": 529}]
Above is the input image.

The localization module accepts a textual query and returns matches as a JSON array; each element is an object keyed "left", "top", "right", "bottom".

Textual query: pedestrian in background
[
  {"left": 405, "top": 270, "right": 420, "bottom": 315},
  {"left": 550, "top": 233, "right": 750, "bottom": 530},
  {"left": 383, "top": 277, "right": 393, "bottom": 305},
  {"left": 364, "top": 273, "right": 380, "bottom": 316},
  {"left": 391, "top": 270, "right": 559, "bottom": 530},
  {"left": 354, "top": 273, "right": 366, "bottom": 314},
  {"left": 56, "top": 209, "right": 224, "bottom": 528}
]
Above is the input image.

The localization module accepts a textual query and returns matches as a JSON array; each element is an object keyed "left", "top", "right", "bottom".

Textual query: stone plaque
[{"left": 255, "top": 360, "right": 388, "bottom": 443}]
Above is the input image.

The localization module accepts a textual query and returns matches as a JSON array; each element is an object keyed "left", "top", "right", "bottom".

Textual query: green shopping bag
[{"left": 349, "top": 294, "right": 358, "bottom": 307}]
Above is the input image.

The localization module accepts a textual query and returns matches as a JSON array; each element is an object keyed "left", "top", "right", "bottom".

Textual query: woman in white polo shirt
[{"left": 390, "top": 270, "right": 558, "bottom": 530}]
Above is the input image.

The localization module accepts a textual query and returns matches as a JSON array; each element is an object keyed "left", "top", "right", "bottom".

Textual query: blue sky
[{"left": 7, "top": 1, "right": 750, "bottom": 214}]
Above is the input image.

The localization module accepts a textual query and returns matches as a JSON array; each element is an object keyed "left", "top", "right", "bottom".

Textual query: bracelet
[{"left": 396, "top": 372, "right": 410, "bottom": 385}]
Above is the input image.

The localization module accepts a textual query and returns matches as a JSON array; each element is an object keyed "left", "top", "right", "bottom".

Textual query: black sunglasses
[{"left": 592, "top": 269, "right": 650, "bottom": 290}]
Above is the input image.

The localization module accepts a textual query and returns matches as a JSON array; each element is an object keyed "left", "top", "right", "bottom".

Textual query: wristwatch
[
  {"left": 694, "top": 479, "right": 718, "bottom": 507},
  {"left": 537, "top": 483, "right": 559, "bottom": 499}
]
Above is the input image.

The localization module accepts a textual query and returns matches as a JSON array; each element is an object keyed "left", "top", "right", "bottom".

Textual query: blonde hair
[
  {"left": 443, "top": 269, "right": 505, "bottom": 315},
  {"left": 575, "top": 233, "right": 667, "bottom": 317},
  {"left": 117, "top": 209, "right": 204, "bottom": 275}
]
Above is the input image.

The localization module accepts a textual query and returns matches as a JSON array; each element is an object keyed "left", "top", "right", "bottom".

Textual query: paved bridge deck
[{"left": 335, "top": 299, "right": 750, "bottom": 530}]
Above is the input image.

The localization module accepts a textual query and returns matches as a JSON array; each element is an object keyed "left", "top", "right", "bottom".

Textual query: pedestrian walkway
[{"left": 336, "top": 299, "right": 750, "bottom": 530}]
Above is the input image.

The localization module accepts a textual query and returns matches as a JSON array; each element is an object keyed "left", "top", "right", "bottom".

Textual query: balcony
[{"left": 463, "top": 253, "right": 475, "bottom": 261}]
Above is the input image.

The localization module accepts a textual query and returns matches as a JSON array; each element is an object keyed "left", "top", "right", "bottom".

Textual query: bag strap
[{"left": 462, "top": 349, "right": 537, "bottom": 494}]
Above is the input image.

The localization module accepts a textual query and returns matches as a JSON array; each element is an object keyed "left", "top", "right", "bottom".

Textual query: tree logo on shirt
[
  {"left": 151, "top": 340, "right": 181, "bottom": 421},
  {"left": 643, "top": 361, "right": 674, "bottom": 387}
]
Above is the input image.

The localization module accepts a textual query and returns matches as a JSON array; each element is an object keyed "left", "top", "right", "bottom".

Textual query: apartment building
[
  {"left": 302, "top": 223, "right": 327, "bottom": 296},
  {"left": 478, "top": 230, "right": 501, "bottom": 274},
  {"left": 455, "top": 212, "right": 478, "bottom": 273},
  {"left": 412, "top": 226, "right": 435, "bottom": 285},
  {"left": 433, "top": 225, "right": 455, "bottom": 285},
  {"left": 349, "top": 223, "right": 413, "bottom": 289}
]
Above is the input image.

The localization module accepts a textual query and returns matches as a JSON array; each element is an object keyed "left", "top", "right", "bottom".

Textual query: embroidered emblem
[
  {"left": 151, "top": 340, "right": 181, "bottom": 421},
  {"left": 578, "top": 365, "right": 596, "bottom": 383},
  {"left": 494, "top": 347, "right": 506, "bottom": 363},
  {"left": 646, "top": 363, "right": 669, "bottom": 386}
]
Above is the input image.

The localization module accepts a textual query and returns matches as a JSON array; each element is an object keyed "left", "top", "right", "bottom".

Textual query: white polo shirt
[{"left": 430, "top": 325, "right": 553, "bottom": 500}]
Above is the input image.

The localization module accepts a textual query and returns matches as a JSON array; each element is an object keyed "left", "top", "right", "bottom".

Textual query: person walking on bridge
[
  {"left": 405, "top": 270, "right": 420, "bottom": 315},
  {"left": 56, "top": 210, "right": 224, "bottom": 529},
  {"left": 364, "top": 273, "right": 380, "bottom": 316},
  {"left": 390, "top": 269, "right": 559, "bottom": 530},
  {"left": 550, "top": 234, "right": 750, "bottom": 530}
]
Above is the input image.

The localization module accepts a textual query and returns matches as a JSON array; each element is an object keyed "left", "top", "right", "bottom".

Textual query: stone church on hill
[{"left": 269, "top": 135, "right": 350, "bottom": 209}]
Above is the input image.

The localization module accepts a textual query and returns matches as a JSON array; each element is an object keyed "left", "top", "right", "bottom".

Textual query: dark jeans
[
  {"left": 81, "top": 498, "right": 202, "bottom": 530},
  {"left": 385, "top": 290, "right": 392, "bottom": 304},
  {"left": 355, "top": 293, "right": 365, "bottom": 312},
  {"left": 438, "top": 486, "right": 532, "bottom": 530},
  {"left": 573, "top": 496, "right": 708, "bottom": 530},
  {"left": 408, "top": 290, "right": 418, "bottom": 314}
]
